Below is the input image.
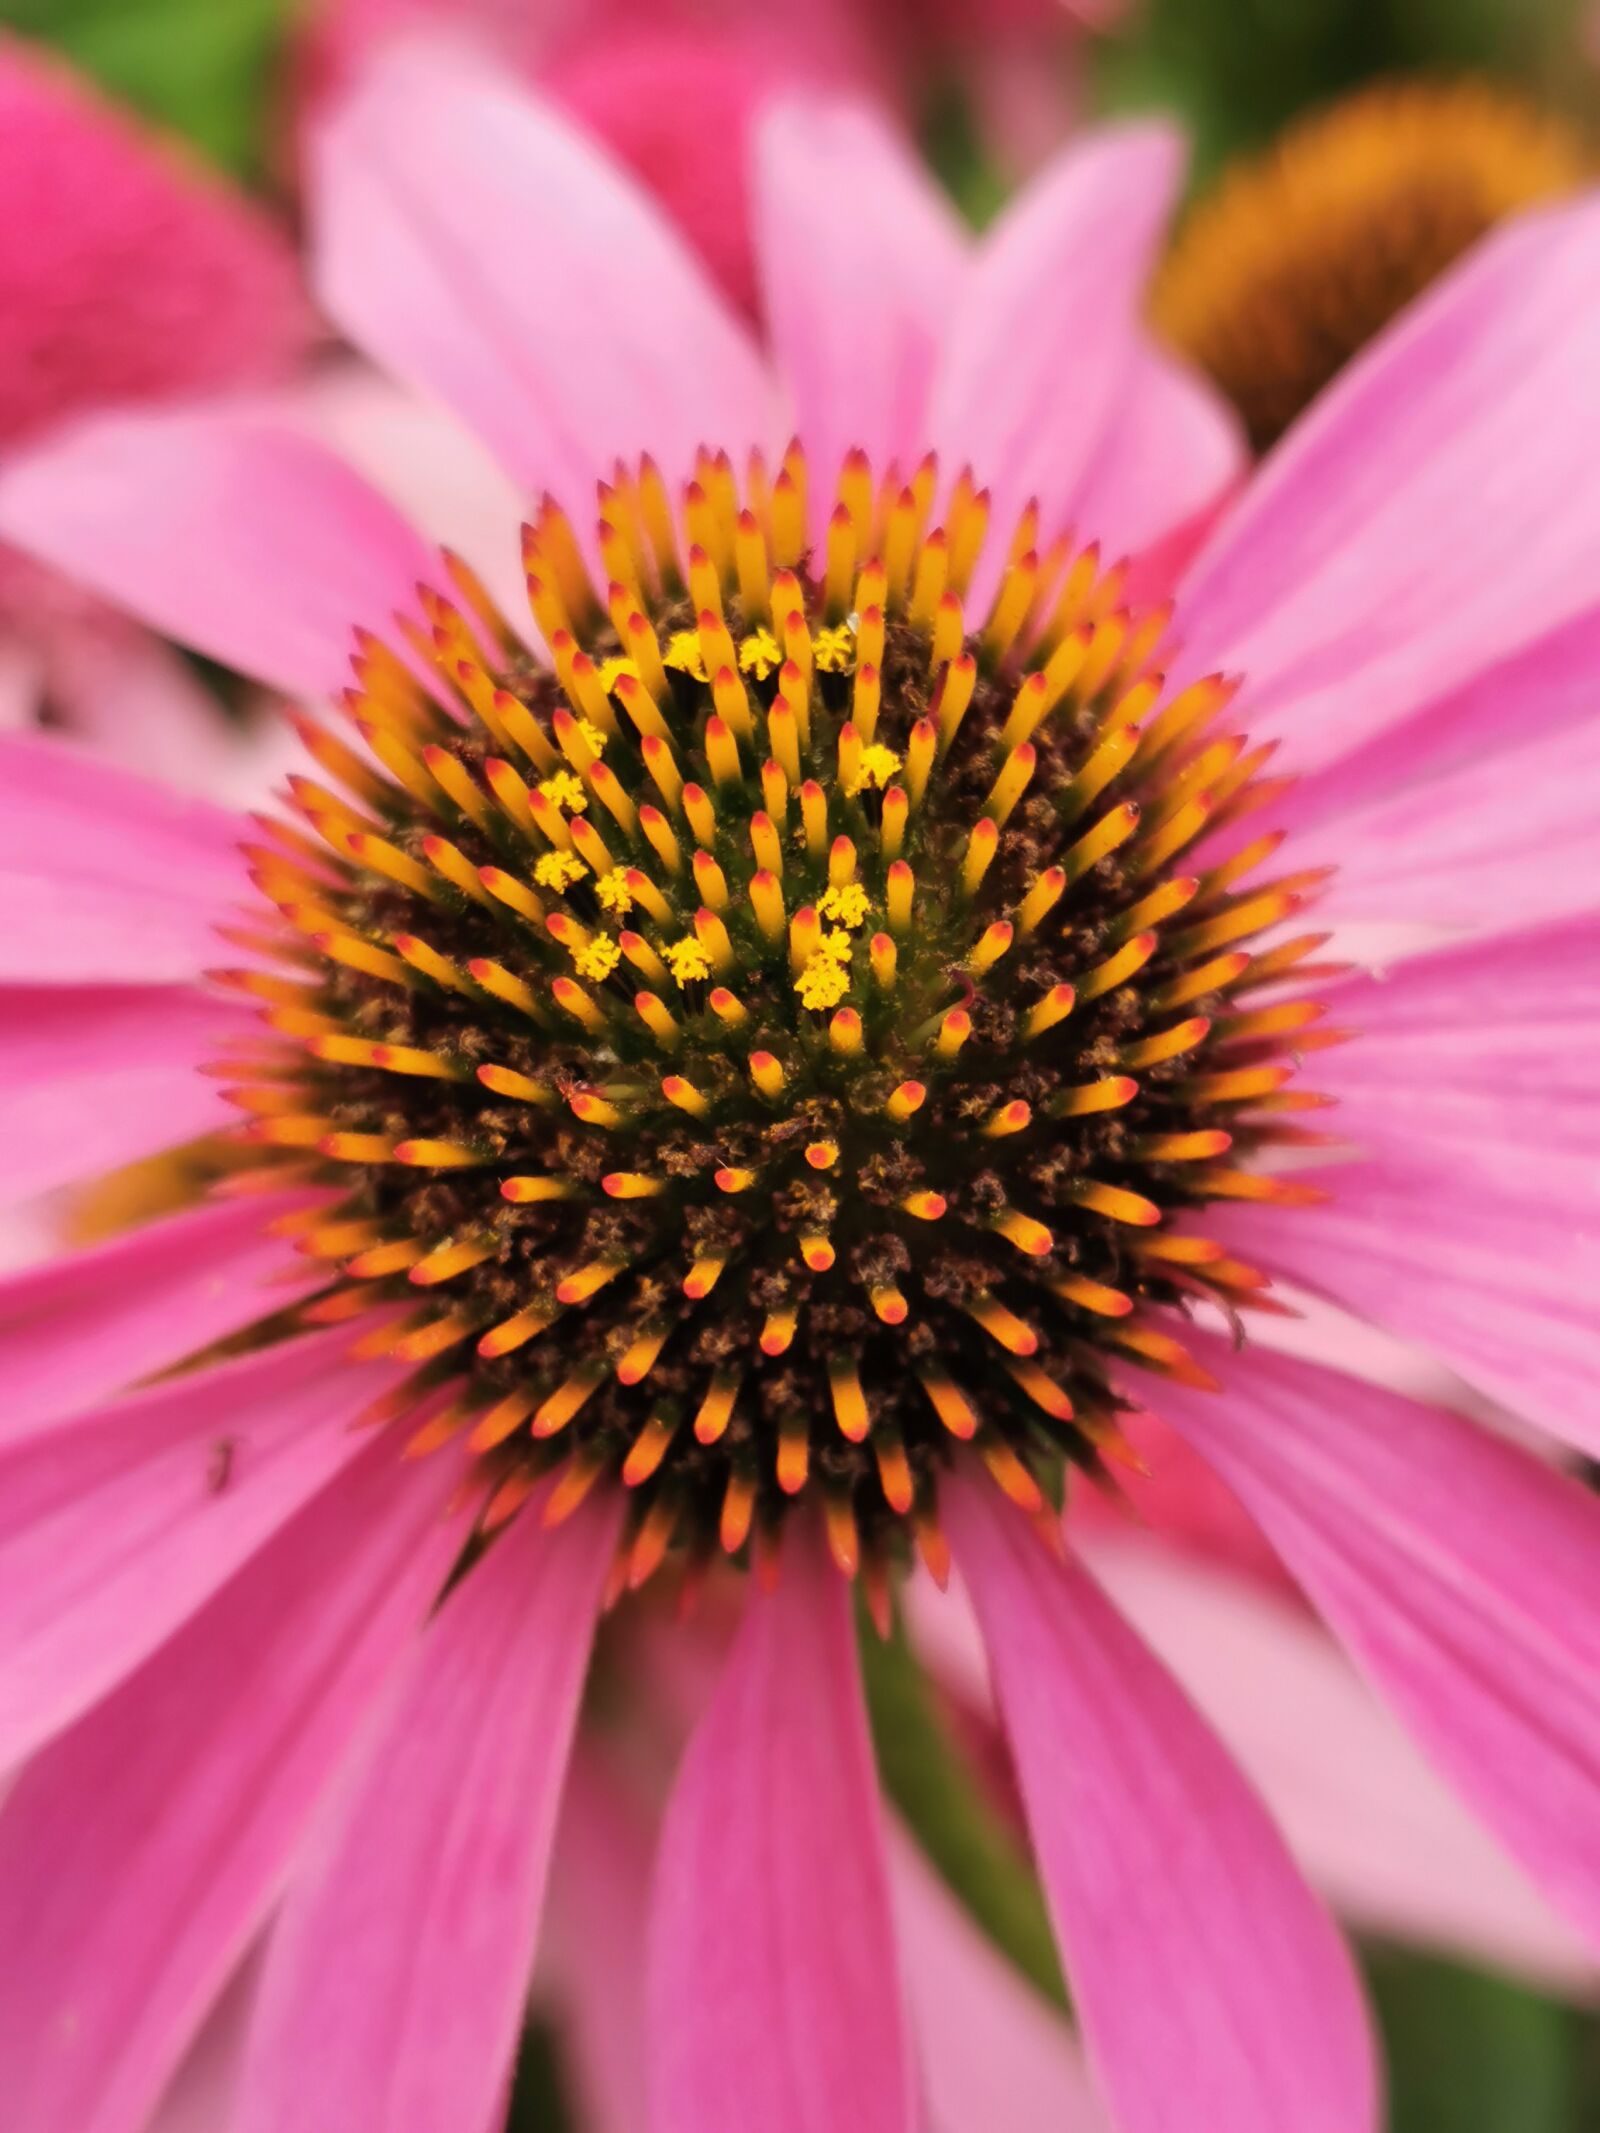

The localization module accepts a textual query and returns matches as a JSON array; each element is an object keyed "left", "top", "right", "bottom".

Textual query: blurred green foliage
[{"left": 0, "top": 0, "right": 297, "bottom": 179}]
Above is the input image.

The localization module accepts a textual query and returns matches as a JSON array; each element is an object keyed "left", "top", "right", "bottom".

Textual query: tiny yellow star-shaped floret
[
  {"left": 795, "top": 953, "right": 851, "bottom": 1010},
  {"left": 573, "top": 936, "right": 622, "bottom": 982},
  {"left": 538, "top": 770, "right": 588, "bottom": 814},
  {"left": 594, "top": 868, "right": 635, "bottom": 915},
  {"left": 534, "top": 851, "right": 587, "bottom": 892},
  {"left": 846, "top": 743, "right": 903, "bottom": 798},
  {"left": 817, "top": 882, "right": 870, "bottom": 931},
  {"left": 664, "top": 631, "right": 708, "bottom": 683},
  {"left": 813, "top": 623, "right": 857, "bottom": 674},
  {"left": 665, "top": 938, "right": 712, "bottom": 985},
  {"left": 737, "top": 628, "right": 782, "bottom": 680}
]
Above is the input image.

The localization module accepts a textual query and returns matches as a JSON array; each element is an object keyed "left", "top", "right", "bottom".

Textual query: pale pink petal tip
[
  {"left": 648, "top": 1518, "right": 916, "bottom": 2133},
  {"left": 947, "top": 1479, "right": 1378, "bottom": 2133}
]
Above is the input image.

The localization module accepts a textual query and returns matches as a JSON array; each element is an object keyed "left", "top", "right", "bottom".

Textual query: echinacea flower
[
  {"left": 0, "top": 48, "right": 1598, "bottom": 2133},
  {"left": 1154, "top": 76, "right": 1591, "bottom": 452},
  {"left": 0, "top": 34, "right": 311, "bottom": 793}
]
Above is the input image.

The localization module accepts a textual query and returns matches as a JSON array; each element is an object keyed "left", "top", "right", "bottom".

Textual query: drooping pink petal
[
  {"left": 926, "top": 123, "right": 1183, "bottom": 553},
  {"left": 1177, "top": 194, "right": 1600, "bottom": 778},
  {"left": 544, "top": 1750, "right": 654, "bottom": 2133},
  {"left": 945, "top": 1479, "right": 1377, "bottom": 2133},
  {"left": 0, "top": 728, "right": 246, "bottom": 888},
  {"left": 648, "top": 1518, "right": 916, "bottom": 2133},
  {"left": 236, "top": 1483, "right": 619, "bottom": 2133},
  {"left": 1153, "top": 1337, "right": 1600, "bottom": 1953},
  {"left": 1219, "top": 916, "right": 1600, "bottom": 1454},
  {"left": 1070, "top": 345, "right": 1244, "bottom": 569},
  {"left": 0, "top": 36, "right": 310, "bottom": 448},
  {"left": 889, "top": 1829, "right": 1110, "bottom": 2132},
  {"left": 1296, "top": 707, "right": 1600, "bottom": 934},
  {"left": 0, "top": 1327, "right": 404, "bottom": 1768},
  {"left": 0, "top": 1429, "right": 470, "bottom": 2133},
  {"left": 0, "top": 1191, "right": 320, "bottom": 1442},
  {"left": 0, "top": 986, "right": 248, "bottom": 1196},
  {"left": 37, "top": 614, "right": 299, "bottom": 809},
  {"left": 1081, "top": 1533, "right": 1597, "bottom": 1992},
  {"left": 312, "top": 42, "right": 776, "bottom": 503},
  {"left": 754, "top": 95, "right": 966, "bottom": 517},
  {"left": 145, "top": 1948, "right": 263, "bottom": 2133},
  {"left": 0, "top": 406, "right": 436, "bottom": 698}
]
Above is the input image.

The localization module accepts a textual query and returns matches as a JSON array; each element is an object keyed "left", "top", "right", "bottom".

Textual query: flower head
[
  {"left": 0, "top": 54, "right": 1598, "bottom": 2133},
  {"left": 1154, "top": 77, "right": 1590, "bottom": 451}
]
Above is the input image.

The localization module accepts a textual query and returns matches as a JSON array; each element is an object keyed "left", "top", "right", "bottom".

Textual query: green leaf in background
[
  {"left": 1368, "top": 1945, "right": 1598, "bottom": 2132},
  {"left": 0, "top": 0, "right": 299, "bottom": 180}
]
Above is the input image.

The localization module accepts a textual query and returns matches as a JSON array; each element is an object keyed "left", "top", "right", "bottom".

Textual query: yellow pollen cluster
[
  {"left": 738, "top": 628, "right": 782, "bottom": 680},
  {"left": 594, "top": 868, "right": 635, "bottom": 915},
  {"left": 666, "top": 938, "right": 712, "bottom": 985},
  {"left": 817, "top": 882, "right": 870, "bottom": 930},
  {"left": 597, "top": 659, "right": 637, "bottom": 696},
  {"left": 664, "top": 631, "right": 707, "bottom": 682},
  {"left": 794, "top": 952, "right": 851, "bottom": 1011},
  {"left": 813, "top": 623, "right": 856, "bottom": 674},
  {"left": 538, "top": 770, "right": 588, "bottom": 815},
  {"left": 846, "top": 743, "right": 902, "bottom": 797},
  {"left": 534, "top": 850, "right": 587, "bottom": 892},
  {"left": 573, "top": 936, "right": 622, "bottom": 983}
]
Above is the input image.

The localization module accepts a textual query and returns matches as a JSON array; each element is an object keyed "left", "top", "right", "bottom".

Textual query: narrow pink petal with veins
[
  {"left": 1177, "top": 194, "right": 1600, "bottom": 778},
  {"left": 1080, "top": 1533, "right": 1598, "bottom": 1992},
  {"left": 946, "top": 1479, "right": 1377, "bottom": 2133},
  {"left": 0, "top": 987, "right": 251, "bottom": 1198},
  {"left": 648, "top": 1519, "right": 916, "bottom": 2133},
  {"left": 0, "top": 1431, "right": 471, "bottom": 2133},
  {"left": 754, "top": 95, "right": 966, "bottom": 521},
  {"left": 1218, "top": 916, "right": 1600, "bottom": 1454},
  {"left": 0, "top": 410, "right": 437, "bottom": 698},
  {"left": 312, "top": 42, "right": 777, "bottom": 503},
  {"left": 926, "top": 123, "right": 1184, "bottom": 558},
  {"left": 1156, "top": 1338, "right": 1600, "bottom": 1952},
  {"left": 0, "top": 1191, "right": 323, "bottom": 1442},
  {"left": 0, "top": 1329, "right": 401, "bottom": 1768},
  {"left": 544, "top": 1752, "right": 654, "bottom": 2133},
  {"left": 236, "top": 1484, "right": 619, "bottom": 2133}
]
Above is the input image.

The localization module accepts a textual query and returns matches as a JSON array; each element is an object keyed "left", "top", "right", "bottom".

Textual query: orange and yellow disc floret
[{"left": 216, "top": 444, "right": 1339, "bottom": 1598}]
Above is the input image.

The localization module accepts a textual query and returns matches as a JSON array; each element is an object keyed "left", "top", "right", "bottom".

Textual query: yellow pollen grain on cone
[
  {"left": 846, "top": 742, "right": 902, "bottom": 797},
  {"left": 572, "top": 936, "right": 621, "bottom": 983},
  {"left": 665, "top": 938, "right": 712, "bottom": 986},
  {"left": 664, "top": 629, "right": 708, "bottom": 682},
  {"left": 533, "top": 851, "right": 586, "bottom": 892},
  {"left": 594, "top": 868, "right": 635, "bottom": 915},
  {"left": 738, "top": 627, "right": 782, "bottom": 679},
  {"left": 813, "top": 622, "right": 856, "bottom": 674},
  {"left": 537, "top": 770, "right": 588, "bottom": 815},
  {"left": 795, "top": 953, "right": 851, "bottom": 1011},
  {"left": 817, "top": 881, "right": 870, "bottom": 931}
]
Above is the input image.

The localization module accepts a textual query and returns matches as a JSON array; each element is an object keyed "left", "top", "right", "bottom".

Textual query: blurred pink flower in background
[
  {"left": 0, "top": 38, "right": 1597, "bottom": 2133},
  {"left": 296, "top": 0, "right": 1117, "bottom": 311},
  {"left": 0, "top": 36, "right": 311, "bottom": 797}
]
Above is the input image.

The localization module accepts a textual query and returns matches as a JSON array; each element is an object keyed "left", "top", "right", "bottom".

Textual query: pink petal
[
  {"left": 236, "top": 1484, "right": 619, "bottom": 2133},
  {"left": 145, "top": 1949, "right": 262, "bottom": 2133},
  {"left": 1177, "top": 195, "right": 1600, "bottom": 778},
  {"left": 544, "top": 1750, "right": 653, "bottom": 2133},
  {"left": 0, "top": 1327, "right": 400, "bottom": 1768},
  {"left": 945, "top": 1480, "right": 1377, "bottom": 2133},
  {"left": 890, "top": 1830, "right": 1110, "bottom": 2132},
  {"left": 1299, "top": 708, "right": 1600, "bottom": 934},
  {"left": 0, "top": 1430, "right": 469, "bottom": 2133},
  {"left": 0, "top": 728, "right": 245, "bottom": 887},
  {"left": 648, "top": 1519, "right": 916, "bottom": 2133},
  {"left": 0, "top": 986, "right": 247, "bottom": 1197},
  {"left": 312, "top": 42, "right": 776, "bottom": 503},
  {"left": 0, "top": 405, "right": 436, "bottom": 697},
  {"left": 0, "top": 38, "right": 310, "bottom": 439},
  {"left": 1154, "top": 1338, "right": 1600, "bottom": 1952},
  {"left": 1082, "top": 1533, "right": 1597, "bottom": 1992},
  {"left": 1221, "top": 917, "right": 1600, "bottom": 1454},
  {"left": 1071, "top": 345, "right": 1244, "bottom": 567},
  {"left": 754, "top": 95, "right": 966, "bottom": 518},
  {"left": 0, "top": 1191, "right": 318, "bottom": 1441},
  {"left": 927, "top": 123, "right": 1183, "bottom": 550}
]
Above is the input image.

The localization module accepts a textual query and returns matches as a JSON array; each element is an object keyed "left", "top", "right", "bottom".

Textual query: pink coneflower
[
  {"left": 0, "top": 46, "right": 1597, "bottom": 2133},
  {"left": 0, "top": 35, "right": 311, "bottom": 793}
]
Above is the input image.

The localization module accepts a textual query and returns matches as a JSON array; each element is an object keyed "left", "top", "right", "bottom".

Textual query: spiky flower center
[
  {"left": 223, "top": 446, "right": 1333, "bottom": 1594},
  {"left": 1154, "top": 78, "right": 1588, "bottom": 451}
]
